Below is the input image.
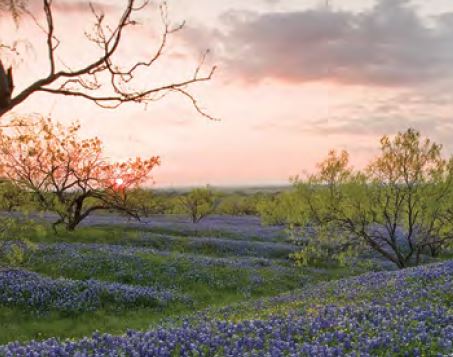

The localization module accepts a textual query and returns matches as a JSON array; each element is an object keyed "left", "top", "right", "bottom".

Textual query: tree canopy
[
  {"left": 180, "top": 187, "right": 219, "bottom": 223},
  {"left": 0, "top": 115, "right": 159, "bottom": 230},
  {"left": 288, "top": 129, "right": 453, "bottom": 268}
]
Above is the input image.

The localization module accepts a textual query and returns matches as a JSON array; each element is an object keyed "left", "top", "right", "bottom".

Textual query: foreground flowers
[
  {"left": 1, "top": 260, "right": 452, "bottom": 356},
  {"left": 0, "top": 269, "right": 184, "bottom": 314}
]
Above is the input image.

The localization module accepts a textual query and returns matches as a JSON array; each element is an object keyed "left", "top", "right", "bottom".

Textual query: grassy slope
[
  {"left": 2, "top": 260, "right": 451, "bottom": 355},
  {"left": 0, "top": 224, "right": 364, "bottom": 344}
]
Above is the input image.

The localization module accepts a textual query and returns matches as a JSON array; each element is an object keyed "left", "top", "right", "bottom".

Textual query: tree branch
[{"left": 0, "top": 0, "right": 216, "bottom": 119}]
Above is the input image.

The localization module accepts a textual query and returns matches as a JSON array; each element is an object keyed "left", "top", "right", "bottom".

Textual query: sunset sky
[{"left": 2, "top": 0, "right": 453, "bottom": 187}]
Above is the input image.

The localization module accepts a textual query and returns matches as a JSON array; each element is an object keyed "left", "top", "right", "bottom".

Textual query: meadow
[
  {"left": 0, "top": 213, "right": 451, "bottom": 356},
  {"left": 2, "top": 0, "right": 453, "bottom": 355}
]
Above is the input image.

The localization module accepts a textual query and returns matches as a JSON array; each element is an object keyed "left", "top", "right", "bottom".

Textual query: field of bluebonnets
[
  {"left": 0, "top": 214, "right": 452, "bottom": 356},
  {"left": 2, "top": 0, "right": 453, "bottom": 353}
]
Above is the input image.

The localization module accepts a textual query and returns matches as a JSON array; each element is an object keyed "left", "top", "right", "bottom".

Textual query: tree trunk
[
  {"left": 429, "top": 244, "right": 439, "bottom": 258},
  {"left": 415, "top": 248, "right": 421, "bottom": 266},
  {"left": 191, "top": 207, "right": 198, "bottom": 223},
  {"left": 52, "top": 218, "right": 64, "bottom": 234},
  {"left": 66, "top": 223, "right": 77, "bottom": 231},
  {"left": 65, "top": 216, "right": 80, "bottom": 231},
  {"left": 0, "top": 61, "right": 13, "bottom": 113},
  {"left": 396, "top": 260, "right": 406, "bottom": 269}
]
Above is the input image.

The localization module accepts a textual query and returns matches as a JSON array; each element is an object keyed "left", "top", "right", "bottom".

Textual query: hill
[{"left": 2, "top": 259, "right": 452, "bottom": 356}]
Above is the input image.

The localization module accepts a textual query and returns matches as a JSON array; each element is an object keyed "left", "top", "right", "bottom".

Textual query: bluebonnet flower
[
  {"left": 0, "top": 269, "right": 186, "bottom": 314},
  {"left": 1, "top": 260, "right": 451, "bottom": 356}
]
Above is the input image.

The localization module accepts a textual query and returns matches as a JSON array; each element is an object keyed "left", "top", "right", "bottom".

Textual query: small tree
[
  {"left": 127, "top": 187, "right": 166, "bottom": 217},
  {"left": 293, "top": 129, "right": 453, "bottom": 268},
  {"left": 0, "top": 216, "right": 39, "bottom": 266},
  {"left": 0, "top": 115, "right": 159, "bottom": 231},
  {"left": 0, "top": 179, "right": 27, "bottom": 211},
  {"left": 257, "top": 191, "right": 305, "bottom": 226},
  {"left": 217, "top": 193, "right": 261, "bottom": 216},
  {"left": 0, "top": 182, "right": 39, "bottom": 266},
  {"left": 180, "top": 187, "right": 219, "bottom": 223},
  {"left": 289, "top": 150, "right": 367, "bottom": 266},
  {"left": 364, "top": 129, "right": 453, "bottom": 266}
]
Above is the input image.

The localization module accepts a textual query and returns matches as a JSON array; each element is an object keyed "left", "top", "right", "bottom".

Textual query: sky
[{"left": 1, "top": 0, "right": 453, "bottom": 187}]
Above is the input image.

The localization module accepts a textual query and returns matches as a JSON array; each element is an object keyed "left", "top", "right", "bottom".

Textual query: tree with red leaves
[{"left": 0, "top": 115, "right": 159, "bottom": 231}]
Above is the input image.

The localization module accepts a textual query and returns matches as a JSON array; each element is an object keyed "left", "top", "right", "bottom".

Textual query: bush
[
  {"left": 257, "top": 191, "right": 305, "bottom": 226},
  {"left": 0, "top": 217, "right": 39, "bottom": 266}
]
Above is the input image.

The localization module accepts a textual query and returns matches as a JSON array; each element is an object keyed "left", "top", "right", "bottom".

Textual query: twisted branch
[{"left": 0, "top": 0, "right": 216, "bottom": 119}]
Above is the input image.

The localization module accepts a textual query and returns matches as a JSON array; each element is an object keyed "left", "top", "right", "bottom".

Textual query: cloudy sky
[{"left": 2, "top": 0, "right": 453, "bottom": 187}]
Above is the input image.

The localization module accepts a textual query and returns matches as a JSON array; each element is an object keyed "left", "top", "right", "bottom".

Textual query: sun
[{"left": 115, "top": 178, "right": 124, "bottom": 186}]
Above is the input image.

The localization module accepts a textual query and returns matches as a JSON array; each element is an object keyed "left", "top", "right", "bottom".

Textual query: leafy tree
[
  {"left": 127, "top": 188, "right": 166, "bottom": 217},
  {"left": 288, "top": 151, "right": 367, "bottom": 266},
  {"left": 164, "top": 195, "right": 188, "bottom": 214},
  {"left": 0, "top": 115, "right": 159, "bottom": 231},
  {"left": 0, "top": 179, "right": 27, "bottom": 211},
  {"left": 0, "top": 216, "right": 41, "bottom": 266},
  {"left": 216, "top": 194, "right": 245, "bottom": 216},
  {"left": 364, "top": 129, "right": 453, "bottom": 265},
  {"left": 257, "top": 191, "right": 305, "bottom": 226},
  {"left": 0, "top": 0, "right": 215, "bottom": 118},
  {"left": 216, "top": 193, "right": 261, "bottom": 216},
  {"left": 292, "top": 129, "right": 453, "bottom": 268},
  {"left": 180, "top": 187, "right": 219, "bottom": 223}
]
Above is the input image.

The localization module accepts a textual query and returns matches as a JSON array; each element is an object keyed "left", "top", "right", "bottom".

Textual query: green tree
[
  {"left": 292, "top": 129, "right": 453, "bottom": 268},
  {"left": 0, "top": 179, "right": 26, "bottom": 211},
  {"left": 0, "top": 216, "right": 41, "bottom": 266},
  {"left": 216, "top": 193, "right": 261, "bottom": 216},
  {"left": 127, "top": 188, "right": 166, "bottom": 217},
  {"left": 290, "top": 150, "right": 366, "bottom": 266},
  {"left": 257, "top": 191, "right": 305, "bottom": 226},
  {"left": 180, "top": 187, "right": 219, "bottom": 223}
]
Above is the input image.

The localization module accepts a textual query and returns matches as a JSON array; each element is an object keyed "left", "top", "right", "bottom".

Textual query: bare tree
[
  {"left": 0, "top": 0, "right": 216, "bottom": 118},
  {"left": 0, "top": 0, "right": 28, "bottom": 24}
]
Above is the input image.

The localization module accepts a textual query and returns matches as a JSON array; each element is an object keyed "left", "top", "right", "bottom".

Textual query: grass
[
  {"left": 0, "top": 222, "right": 372, "bottom": 345},
  {"left": 3, "top": 261, "right": 451, "bottom": 355},
  {"left": 22, "top": 223, "right": 294, "bottom": 260},
  {"left": 0, "top": 265, "right": 356, "bottom": 345},
  {"left": 112, "top": 224, "right": 268, "bottom": 241},
  {"left": 23, "top": 223, "right": 262, "bottom": 247},
  {"left": 25, "top": 225, "right": 143, "bottom": 245},
  {"left": 0, "top": 305, "right": 185, "bottom": 344}
]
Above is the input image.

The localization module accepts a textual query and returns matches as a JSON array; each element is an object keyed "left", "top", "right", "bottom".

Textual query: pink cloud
[{"left": 184, "top": 0, "right": 453, "bottom": 87}]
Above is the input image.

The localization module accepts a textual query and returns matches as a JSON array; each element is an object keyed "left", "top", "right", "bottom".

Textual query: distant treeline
[
  {"left": 123, "top": 187, "right": 284, "bottom": 219},
  {"left": 0, "top": 180, "right": 285, "bottom": 219}
]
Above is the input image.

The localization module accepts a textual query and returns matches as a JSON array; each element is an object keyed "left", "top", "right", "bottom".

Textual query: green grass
[
  {"left": 21, "top": 224, "right": 292, "bottom": 261},
  {"left": 0, "top": 265, "right": 355, "bottom": 345},
  {"left": 24, "top": 219, "right": 286, "bottom": 244},
  {"left": 90, "top": 223, "right": 287, "bottom": 242},
  {"left": 25, "top": 225, "right": 142, "bottom": 245},
  {"left": 0, "top": 305, "right": 186, "bottom": 344},
  {"left": 23, "top": 247, "right": 302, "bottom": 296},
  {"left": 0, "top": 223, "right": 370, "bottom": 345}
]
